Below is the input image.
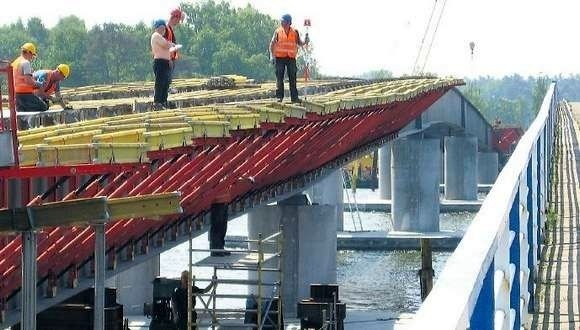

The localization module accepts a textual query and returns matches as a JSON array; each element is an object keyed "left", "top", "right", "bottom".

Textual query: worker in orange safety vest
[
  {"left": 165, "top": 8, "right": 185, "bottom": 91},
  {"left": 269, "top": 14, "right": 309, "bottom": 103},
  {"left": 33, "top": 64, "right": 72, "bottom": 109},
  {"left": 11, "top": 42, "right": 47, "bottom": 112}
]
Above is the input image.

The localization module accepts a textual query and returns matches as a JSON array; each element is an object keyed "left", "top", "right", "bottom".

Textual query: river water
[{"left": 160, "top": 189, "right": 476, "bottom": 318}]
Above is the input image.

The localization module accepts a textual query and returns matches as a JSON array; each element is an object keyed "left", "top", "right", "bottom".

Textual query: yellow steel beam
[
  {"left": 0, "top": 192, "right": 182, "bottom": 232},
  {"left": 107, "top": 192, "right": 182, "bottom": 220},
  {"left": 0, "top": 197, "right": 108, "bottom": 232}
]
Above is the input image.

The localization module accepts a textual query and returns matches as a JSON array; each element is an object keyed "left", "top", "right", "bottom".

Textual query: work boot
[
  {"left": 277, "top": 98, "right": 283, "bottom": 103},
  {"left": 152, "top": 103, "right": 166, "bottom": 111},
  {"left": 291, "top": 98, "right": 302, "bottom": 104}
]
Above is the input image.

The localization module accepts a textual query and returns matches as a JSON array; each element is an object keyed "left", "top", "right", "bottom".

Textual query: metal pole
[
  {"left": 21, "top": 230, "right": 37, "bottom": 330},
  {"left": 93, "top": 222, "right": 106, "bottom": 330},
  {"left": 188, "top": 219, "right": 193, "bottom": 329},
  {"left": 419, "top": 238, "right": 434, "bottom": 301},
  {"left": 257, "top": 233, "right": 263, "bottom": 329}
]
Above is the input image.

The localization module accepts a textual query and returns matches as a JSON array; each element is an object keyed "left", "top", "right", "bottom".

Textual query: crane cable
[
  {"left": 420, "top": 0, "right": 449, "bottom": 74},
  {"left": 411, "top": 0, "right": 439, "bottom": 74}
]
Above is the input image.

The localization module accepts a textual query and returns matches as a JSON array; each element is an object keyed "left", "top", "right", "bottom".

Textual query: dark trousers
[
  {"left": 209, "top": 203, "right": 228, "bottom": 251},
  {"left": 153, "top": 58, "right": 171, "bottom": 104},
  {"left": 15, "top": 93, "right": 49, "bottom": 112},
  {"left": 169, "top": 59, "right": 175, "bottom": 86},
  {"left": 275, "top": 57, "right": 298, "bottom": 101}
]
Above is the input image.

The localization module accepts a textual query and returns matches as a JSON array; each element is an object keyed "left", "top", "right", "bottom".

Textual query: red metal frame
[
  {"left": 0, "top": 86, "right": 457, "bottom": 305},
  {"left": 0, "top": 163, "right": 145, "bottom": 179},
  {"left": 0, "top": 60, "right": 19, "bottom": 166}
]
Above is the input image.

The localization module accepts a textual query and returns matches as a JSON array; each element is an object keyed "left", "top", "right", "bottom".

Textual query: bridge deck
[{"left": 532, "top": 102, "right": 580, "bottom": 328}]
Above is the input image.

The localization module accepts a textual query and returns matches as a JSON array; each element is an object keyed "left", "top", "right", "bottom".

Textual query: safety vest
[
  {"left": 273, "top": 27, "right": 298, "bottom": 59},
  {"left": 35, "top": 70, "right": 59, "bottom": 96},
  {"left": 11, "top": 56, "right": 35, "bottom": 94},
  {"left": 165, "top": 25, "right": 179, "bottom": 61}
]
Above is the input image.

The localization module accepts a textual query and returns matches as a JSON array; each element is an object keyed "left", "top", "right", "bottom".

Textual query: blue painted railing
[{"left": 411, "top": 83, "right": 557, "bottom": 329}]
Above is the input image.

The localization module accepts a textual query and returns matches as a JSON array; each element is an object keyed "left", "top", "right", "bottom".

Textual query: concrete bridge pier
[
  {"left": 478, "top": 152, "right": 499, "bottom": 184},
  {"left": 378, "top": 143, "right": 392, "bottom": 200},
  {"left": 304, "top": 170, "right": 344, "bottom": 231},
  {"left": 444, "top": 136, "right": 478, "bottom": 201},
  {"left": 105, "top": 255, "right": 160, "bottom": 315},
  {"left": 247, "top": 194, "right": 337, "bottom": 316},
  {"left": 391, "top": 138, "right": 441, "bottom": 232}
]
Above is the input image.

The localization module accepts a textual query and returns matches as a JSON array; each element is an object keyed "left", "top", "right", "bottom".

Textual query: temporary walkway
[{"left": 531, "top": 102, "right": 580, "bottom": 328}]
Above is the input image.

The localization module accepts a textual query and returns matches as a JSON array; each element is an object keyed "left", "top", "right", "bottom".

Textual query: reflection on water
[{"left": 337, "top": 250, "right": 451, "bottom": 311}]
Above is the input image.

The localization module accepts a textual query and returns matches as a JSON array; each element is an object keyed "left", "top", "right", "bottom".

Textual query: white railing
[{"left": 411, "top": 83, "right": 557, "bottom": 329}]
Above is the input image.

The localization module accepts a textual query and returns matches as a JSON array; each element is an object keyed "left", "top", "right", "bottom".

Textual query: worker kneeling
[{"left": 33, "top": 64, "right": 71, "bottom": 110}]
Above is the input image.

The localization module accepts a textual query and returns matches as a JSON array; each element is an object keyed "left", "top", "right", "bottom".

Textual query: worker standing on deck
[
  {"left": 165, "top": 8, "right": 184, "bottom": 91},
  {"left": 269, "top": 14, "right": 309, "bottom": 103},
  {"left": 172, "top": 270, "right": 215, "bottom": 329},
  {"left": 11, "top": 42, "right": 47, "bottom": 112},
  {"left": 151, "top": 19, "right": 175, "bottom": 110},
  {"left": 33, "top": 64, "right": 71, "bottom": 109}
]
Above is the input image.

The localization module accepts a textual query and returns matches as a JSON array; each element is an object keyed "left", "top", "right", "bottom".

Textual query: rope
[
  {"left": 420, "top": 0, "right": 449, "bottom": 74},
  {"left": 412, "top": 0, "right": 439, "bottom": 74}
]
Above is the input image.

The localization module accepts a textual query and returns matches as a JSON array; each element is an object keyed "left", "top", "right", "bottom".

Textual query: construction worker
[
  {"left": 171, "top": 270, "right": 215, "bottom": 329},
  {"left": 11, "top": 42, "right": 47, "bottom": 112},
  {"left": 33, "top": 64, "right": 71, "bottom": 109},
  {"left": 151, "top": 19, "right": 175, "bottom": 110},
  {"left": 165, "top": 8, "right": 185, "bottom": 91},
  {"left": 269, "top": 14, "right": 309, "bottom": 103}
]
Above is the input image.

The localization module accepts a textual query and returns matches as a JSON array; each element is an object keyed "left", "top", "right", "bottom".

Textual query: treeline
[
  {"left": 0, "top": 1, "right": 291, "bottom": 88},
  {"left": 460, "top": 74, "right": 572, "bottom": 129}
]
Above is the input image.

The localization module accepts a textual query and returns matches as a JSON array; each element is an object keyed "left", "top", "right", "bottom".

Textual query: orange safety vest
[
  {"left": 165, "top": 25, "right": 179, "bottom": 61},
  {"left": 11, "top": 56, "right": 35, "bottom": 94},
  {"left": 273, "top": 27, "right": 298, "bottom": 59}
]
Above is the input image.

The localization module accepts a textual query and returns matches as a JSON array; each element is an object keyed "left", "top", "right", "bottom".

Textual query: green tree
[
  {"left": 45, "top": 16, "right": 88, "bottom": 86},
  {"left": 531, "top": 76, "right": 550, "bottom": 114}
]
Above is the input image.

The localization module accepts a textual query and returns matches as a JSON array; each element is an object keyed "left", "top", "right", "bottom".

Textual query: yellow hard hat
[
  {"left": 21, "top": 42, "right": 37, "bottom": 56},
  {"left": 57, "top": 64, "right": 70, "bottom": 78}
]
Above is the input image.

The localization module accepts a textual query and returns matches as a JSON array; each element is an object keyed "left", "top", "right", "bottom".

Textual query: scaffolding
[{"left": 187, "top": 227, "right": 284, "bottom": 329}]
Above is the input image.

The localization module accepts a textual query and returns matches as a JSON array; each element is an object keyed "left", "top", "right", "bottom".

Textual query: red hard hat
[{"left": 171, "top": 8, "right": 184, "bottom": 21}]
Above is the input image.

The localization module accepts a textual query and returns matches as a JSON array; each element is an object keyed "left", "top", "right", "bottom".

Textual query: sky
[{"left": 2, "top": 0, "right": 580, "bottom": 78}]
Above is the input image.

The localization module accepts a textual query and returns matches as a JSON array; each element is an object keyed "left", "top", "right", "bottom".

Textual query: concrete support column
[
  {"left": 106, "top": 255, "right": 160, "bottom": 315},
  {"left": 444, "top": 136, "right": 478, "bottom": 201},
  {"left": 478, "top": 152, "right": 499, "bottom": 184},
  {"left": 247, "top": 195, "right": 337, "bottom": 316},
  {"left": 305, "top": 170, "right": 344, "bottom": 231},
  {"left": 391, "top": 138, "right": 441, "bottom": 232},
  {"left": 378, "top": 143, "right": 391, "bottom": 200}
]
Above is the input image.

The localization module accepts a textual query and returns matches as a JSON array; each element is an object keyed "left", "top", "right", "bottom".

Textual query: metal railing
[{"left": 411, "top": 83, "right": 557, "bottom": 329}]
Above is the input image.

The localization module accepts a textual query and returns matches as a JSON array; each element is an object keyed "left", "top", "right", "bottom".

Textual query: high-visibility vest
[
  {"left": 165, "top": 25, "right": 179, "bottom": 61},
  {"left": 35, "top": 70, "right": 59, "bottom": 96},
  {"left": 11, "top": 56, "right": 35, "bottom": 94},
  {"left": 273, "top": 27, "right": 298, "bottom": 59}
]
